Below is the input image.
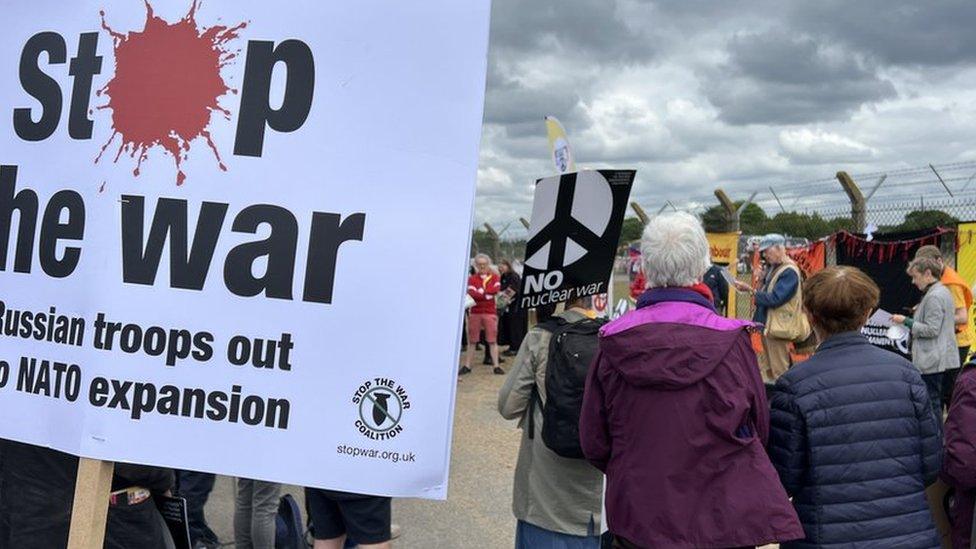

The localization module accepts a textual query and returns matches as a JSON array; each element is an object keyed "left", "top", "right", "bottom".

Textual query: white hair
[
  {"left": 474, "top": 253, "right": 492, "bottom": 265},
  {"left": 640, "top": 212, "right": 710, "bottom": 288}
]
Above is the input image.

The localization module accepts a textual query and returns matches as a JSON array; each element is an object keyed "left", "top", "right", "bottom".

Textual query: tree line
[{"left": 471, "top": 205, "right": 960, "bottom": 261}]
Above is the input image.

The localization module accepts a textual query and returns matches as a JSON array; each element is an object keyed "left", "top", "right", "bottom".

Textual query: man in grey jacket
[
  {"left": 498, "top": 297, "right": 604, "bottom": 548},
  {"left": 893, "top": 256, "right": 960, "bottom": 422}
]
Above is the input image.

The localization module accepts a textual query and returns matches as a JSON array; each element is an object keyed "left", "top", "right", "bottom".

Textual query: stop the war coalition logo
[
  {"left": 352, "top": 378, "right": 411, "bottom": 441},
  {"left": 520, "top": 170, "right": 636, "bottom": 308}
]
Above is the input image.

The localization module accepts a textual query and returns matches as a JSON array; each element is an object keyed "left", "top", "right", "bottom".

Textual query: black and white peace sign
[{"left": 524, "top": 171, "right": 613, "bottom": 270}]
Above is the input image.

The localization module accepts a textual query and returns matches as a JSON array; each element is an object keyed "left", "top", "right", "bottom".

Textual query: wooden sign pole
[{"left": 67, "top": 458, "right": 115, "bottom": 549}]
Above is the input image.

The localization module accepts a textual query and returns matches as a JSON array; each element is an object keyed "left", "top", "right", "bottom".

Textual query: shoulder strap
[
  {"left": 527, "top": 318, "right": 565, "bottom": 440},
  {"left": 527, "top": 315, "right": 590, "bottom": 439},
  {"left": 536, "top": 316, "right": 569, "bottom": 333},
  {"left": 768, "top": 263, "right": 800, "bottom": 288}
]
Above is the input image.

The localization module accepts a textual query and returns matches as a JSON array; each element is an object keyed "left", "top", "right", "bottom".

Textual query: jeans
[
  {"left": 921, "top": 372, "right": 944, "bottom": 424},
  {"left": 175, "top": 470, "right": 218, "bottom": 546},
  {"left": 234, "top": 478, "right": 281, "bottom": 549},
  {"left": 515, "top": 520, "right": 600, "bottom": 549}
]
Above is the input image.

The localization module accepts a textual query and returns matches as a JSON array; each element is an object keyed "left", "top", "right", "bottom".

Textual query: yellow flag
[{"left": 545, "top": 116, "right": 576, "bottom": 173}]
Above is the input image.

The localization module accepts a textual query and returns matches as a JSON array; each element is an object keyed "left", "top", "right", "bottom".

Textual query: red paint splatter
[{"left": 96, "top": 1, "right": 246, "bottom": 185}]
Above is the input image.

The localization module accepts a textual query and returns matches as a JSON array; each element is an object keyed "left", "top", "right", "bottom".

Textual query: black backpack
[
  {"left": 275, "top": 493, "right": 305, "bottom": 549},
  {"left": 528, "top": 316, "right": 606, "bottom": 459}
]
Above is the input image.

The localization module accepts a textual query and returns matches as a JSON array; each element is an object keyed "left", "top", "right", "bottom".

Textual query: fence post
[
  {"left": 630, "top": 202, "right": 649, "bottom": 224},
  {"left": 483, "top": 223, "right": 502, "bottom": 261},
  {"left": 836, "top": 171, "right": 866, "bottom": 233},
  {"left": 714, "top": 189, "right": 738, "bottom": 232}
]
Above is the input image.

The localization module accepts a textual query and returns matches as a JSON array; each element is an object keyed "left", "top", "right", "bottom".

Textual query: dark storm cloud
[
  {"left": 488, "top": 0, "right": 657, "bottom": 61},
  {"left": 482, "top": 0, "right": 653, "bottom": 138},
  {"left": 702, "top": 31, "right": 897, "bottom": 125},
  {"left": 482, "top": 61, "right": 590, "bottom": 138},
  {"left": 790, "top": 1, "right": 976, "bottom": 67},
  {"left": 474, "top": 0, "right": 976, "bottom": 227}
]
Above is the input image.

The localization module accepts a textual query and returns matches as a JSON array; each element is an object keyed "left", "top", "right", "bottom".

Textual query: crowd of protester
[
  {"left": 0, "top": 212, "right": 974, "bottom": 548},
  {"left": 496, "top": 212, "right": 975, "bottom": 548}
]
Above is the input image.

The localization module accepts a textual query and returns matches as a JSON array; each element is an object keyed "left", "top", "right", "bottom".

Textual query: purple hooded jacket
[
  {"left": 579, "top": 288, "right": 804, "bottom": 548},
  {"left": 943, "top": 364, "right": 976, "bottom": 549}
]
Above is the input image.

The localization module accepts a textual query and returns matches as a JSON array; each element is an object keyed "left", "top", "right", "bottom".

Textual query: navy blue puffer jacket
[{"left": 768, "top": 332, "right": 942, "bottom": 548}]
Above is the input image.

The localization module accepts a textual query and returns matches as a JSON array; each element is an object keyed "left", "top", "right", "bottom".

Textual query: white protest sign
[
  {"left": 0, "top": 0, "right": 490, "bottom": 499},
  {"left": 867, "top": 308, "right": 895, "bottom": 328}
]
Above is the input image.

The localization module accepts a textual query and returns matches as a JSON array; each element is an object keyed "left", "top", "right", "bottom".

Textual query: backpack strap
[
  {"left": 526, "top": 317, "right": 569, "bottom": 440},
  {"left": 536, "top": 316, "right": 568, "bottom": 333}
]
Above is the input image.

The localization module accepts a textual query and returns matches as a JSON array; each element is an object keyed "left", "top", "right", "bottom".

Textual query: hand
[
  {"left": 891, "top": 314, "right": 906, "bottom": 324},
  {"left": 733, "top": 281, "right": 752, "bottom": 292}
]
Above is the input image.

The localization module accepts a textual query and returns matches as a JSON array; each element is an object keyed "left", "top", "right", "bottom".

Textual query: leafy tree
[
  {"left": 763, "top": 212, "right": 819, "bottom": 240},
  {"left": 892, "top": 210, "right": 959, "bottom": 232},
  {"left": 619, "top": 217, "right": 644, "bottom": 245},
  {"left": 701, "top": 204, "right": 728, "bottom": 232},
  {"left": 824, "top": 216, "right": 856, "bottom": 235},
  {"left": 700, "top": 202, "right": 767, "bottom": 233},
  {"left": 470, "top": 228, "right": 494, "bottom": 258},
  {"left": 470, "top": 229, "right": 527, "bottom": 262},
  {"left": 740, "top": 202, "right": 768, "bottom": 233}
]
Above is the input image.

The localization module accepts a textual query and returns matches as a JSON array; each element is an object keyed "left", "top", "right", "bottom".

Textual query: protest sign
[
  {"left": 958, "top": 222, "right": 976, "bottom": 349},
  {"left": 519, "top": 170, "right": 635, "bottom": 309},
  {"left": 545, "top": 116, "right": 576, "bottom": 174},
  {"left": 836, "top": 229, "right": 947, "bottom": 359},
  {"left": 0, "top": 0, "right": 490, "bottom": 499}
]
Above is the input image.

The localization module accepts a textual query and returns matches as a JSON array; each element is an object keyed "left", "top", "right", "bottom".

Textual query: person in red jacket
[
  {"left": 943, "top": 359, "right": 976, "bottom": 549},
  {"left": 460, "top": 253, "right": 504, "bottom": 375}
]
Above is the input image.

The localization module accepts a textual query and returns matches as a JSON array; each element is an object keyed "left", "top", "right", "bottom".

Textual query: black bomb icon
[{"left": 352, "top": 378, "right": 411, "bottom": 441}]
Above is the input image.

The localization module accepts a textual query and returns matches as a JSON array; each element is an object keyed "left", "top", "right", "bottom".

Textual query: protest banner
[
  {"left": 0, "top": 0, "right": 490, "bottom": 501},
  {"left": 836, "top": 229, "right": 948, "bottom": 359},
  {"left": 958, "top": 222, "right": 976, "bottom": 349},
  {"left": 519, "top": 170, "right": 635, "bottom": 309}
]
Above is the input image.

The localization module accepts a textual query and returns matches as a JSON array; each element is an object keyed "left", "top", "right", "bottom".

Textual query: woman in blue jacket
[{"left": 768, "top": 266, "right": 943, "bottom": 548}]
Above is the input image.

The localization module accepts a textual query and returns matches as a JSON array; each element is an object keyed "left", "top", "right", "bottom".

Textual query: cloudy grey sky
[{"left": 475, "top": 0, "right": 976, "bottom": 237}]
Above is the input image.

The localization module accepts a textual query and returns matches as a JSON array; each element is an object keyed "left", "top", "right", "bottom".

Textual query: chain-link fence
[
  {"left": 475, "top": 161, "right": 976, "bottom": 318},
  {"left": 636, "top": 162, "right": 976, "bottom": 321}
]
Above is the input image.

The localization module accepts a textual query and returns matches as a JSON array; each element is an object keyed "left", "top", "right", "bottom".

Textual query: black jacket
[
  {"left": 0, "top": 440, "right": 174, "bottom": 549},
  {"left": 703, "top": 264, "right": 729, "bottom": 312}
]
